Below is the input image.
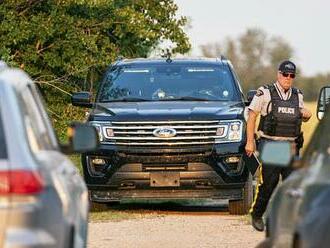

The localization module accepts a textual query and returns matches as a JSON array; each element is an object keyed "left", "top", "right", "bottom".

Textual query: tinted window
[
  {"left": 98, "top": 64, "right": 240, "bottom": 102},
  {"left": 18, "top": 86, "right": 56, "bottom": 152},
  {"left": 0, "top": 108, "right": 7, "bottom": 158},
  {"left": 28, "top": 85, "right": 58, "bottom": 148}
]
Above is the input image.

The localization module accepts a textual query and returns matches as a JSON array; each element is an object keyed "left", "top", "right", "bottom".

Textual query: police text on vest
[{"left": 278, "top": 107, "right": 295, "bottom": 114}]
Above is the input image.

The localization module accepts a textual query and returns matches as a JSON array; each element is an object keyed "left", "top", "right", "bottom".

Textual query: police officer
[{"left": 245, "top": 60, "right": 312, "bottom": 231}]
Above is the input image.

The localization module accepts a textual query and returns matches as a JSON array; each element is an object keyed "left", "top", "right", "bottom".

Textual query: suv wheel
[
  {"left": 255, "top": 238, "right": 271, "bottom": 248},
  {"left": 228, "top": 174, "right": 253, "bottom": 215},
  {"left": 67, "top": 226, "right": 74, "bottom": 248},
  {"left": 293, "top": 234, "right": 302, "bottom": 248}
]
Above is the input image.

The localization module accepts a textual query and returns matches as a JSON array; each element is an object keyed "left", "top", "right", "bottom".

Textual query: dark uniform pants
[{"left": 250, "top": 138, "right": 296, "bottom": 218}]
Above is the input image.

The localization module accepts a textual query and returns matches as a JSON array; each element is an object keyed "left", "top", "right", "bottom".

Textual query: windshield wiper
[
  {"left": 103, "top": 97, "right": 150, "bottom": 102},
  {"left": 159, "top": 96, "right": 210, "bottom": 101}
]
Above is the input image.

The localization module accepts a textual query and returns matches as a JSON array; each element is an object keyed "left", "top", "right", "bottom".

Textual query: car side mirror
[
  {"left": 72, "top": 91, "right": 93, "bottom": 108},
  {"left": 246, "top": 90, "right": 257, "bottom": 106},
  {"left": 316, "top": 86, "right": 330, "bottom": 120},
  {"left": 260, "top": 141, "right": 295, "bottom": 167},
  {"left": 61, "top": 123, "right": 99, "bottom": 154}
]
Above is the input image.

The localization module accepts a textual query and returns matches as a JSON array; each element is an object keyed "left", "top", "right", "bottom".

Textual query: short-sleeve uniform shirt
[
  {"left": 248, "top": 81, "right": 304, "bottom": 116},
  {"left": 248, "top": 82, "right": 304, "bottom": 140}
]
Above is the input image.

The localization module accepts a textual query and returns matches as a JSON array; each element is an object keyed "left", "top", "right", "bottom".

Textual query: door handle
[
  {"left": 285, "top": 188, "right": 303, "bottom": 199},
  {"left": 57, "top": 167, "right": 67, "bottom": 175},
  {"left": 57, "top": 167, "right": 76, "bottom": 176}
]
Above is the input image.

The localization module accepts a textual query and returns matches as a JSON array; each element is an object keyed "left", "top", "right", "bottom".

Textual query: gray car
[
  {"left": 257, "top": 86, "right": 330, "bottom": 248},
  {"left": 0, "top": 65, "right": 98, "bottom": 247}
]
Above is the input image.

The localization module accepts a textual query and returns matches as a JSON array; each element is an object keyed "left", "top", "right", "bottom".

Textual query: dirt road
[{"left": 87, "top": 201, "right": 264, "bottom": 248}]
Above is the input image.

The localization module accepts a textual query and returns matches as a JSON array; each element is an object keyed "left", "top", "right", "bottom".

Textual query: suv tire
[{"left": 228, "top": 174, "right": 253, "bottom": 215}]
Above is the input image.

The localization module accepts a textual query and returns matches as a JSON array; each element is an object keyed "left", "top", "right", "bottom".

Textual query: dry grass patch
[{"left": 301, "top": 102, "right": 318, "bottom": 153}]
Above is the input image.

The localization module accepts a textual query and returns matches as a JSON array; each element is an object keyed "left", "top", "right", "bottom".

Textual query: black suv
[{"left": 72, "top": 57, "right": 254, "bottom": 214}]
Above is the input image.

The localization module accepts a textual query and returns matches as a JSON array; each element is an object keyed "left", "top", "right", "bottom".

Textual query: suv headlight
[
  {"left": 215, "top": 120, "right": 243, "bottom": 142},
  {"left": 89, "top": 121, "right": 114, "bottom": 142}
]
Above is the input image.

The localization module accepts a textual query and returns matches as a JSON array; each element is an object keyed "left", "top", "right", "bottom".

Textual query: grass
[
  {"left": 69, "top": 154, "right": 83, "bottom": 174},
  {"left": 301, "top": 102, "right": 318, "bottom": 153},
  {"left": 89, "top": 211, "right": 136, "bottom": 222},
  {"left": 240, "top": 214, "right": 252, "bottom": 225},
  {"left": 89, "top": 204, "right": 143, "bottom": 222},
  {"left": 89, "top": 201, "right": 169, "bottom": 222}
]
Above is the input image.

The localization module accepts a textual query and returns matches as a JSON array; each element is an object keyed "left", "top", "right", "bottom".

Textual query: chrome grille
[{"left": 103, "top": 120, "right": 227, "bottom": 146}]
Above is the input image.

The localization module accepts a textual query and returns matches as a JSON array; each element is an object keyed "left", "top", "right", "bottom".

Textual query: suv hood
[{"left": 91, "top": 101, "right": 245, "bottom": 121}]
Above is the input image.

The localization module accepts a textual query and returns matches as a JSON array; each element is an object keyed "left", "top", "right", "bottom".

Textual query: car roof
[
  {"left": 0, "top": 66, "right": 34, "bottom": 91},
  {"left": 114, "top": 57, "right": 230, "bottom": 66}
]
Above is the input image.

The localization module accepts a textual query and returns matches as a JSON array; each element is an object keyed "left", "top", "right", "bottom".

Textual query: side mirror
[
  {"left": 72, "top": 92, "right": 93, "bottom": 108},
  {"left": 61, "top": 123, "right": 99, "bottom": 154},
  {"left": 260, "top": 141, "right": 294, "bottom": 167},
  {"left": 246, "top": 90, "right": 257, "bottom": 105},
  {"left": 316, "top": 86, "right": 330, "bottom": 120}
]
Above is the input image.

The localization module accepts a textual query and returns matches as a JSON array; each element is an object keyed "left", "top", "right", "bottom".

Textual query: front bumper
[
  {"left": 89, "top": 188, "right": 243, "bottom": 202},
  {"left": 83, "top": 142, "right": 249, "bottom": 202}
]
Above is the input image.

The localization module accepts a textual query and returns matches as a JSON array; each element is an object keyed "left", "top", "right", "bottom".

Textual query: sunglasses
[{"left": 281, "top": 72, "right": 296, "bottom": 79}]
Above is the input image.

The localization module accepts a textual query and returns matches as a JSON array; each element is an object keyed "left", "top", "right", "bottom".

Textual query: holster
[{"left": 295, "top": 132, "right": 304, "bottom": 150}]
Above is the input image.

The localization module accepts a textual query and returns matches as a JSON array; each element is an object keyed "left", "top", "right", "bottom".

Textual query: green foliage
[
  {"left": 0, "top": 0, "right": 190, "bottom": 139},
  {"left": 200, "top": 28, "right": 328, "bottom": 101},
  {"left": 296, "top": 73, "right": 330, "bottom": 101},
  {"left": 200, "top": 28, "right": 294, "bottom": 93}
]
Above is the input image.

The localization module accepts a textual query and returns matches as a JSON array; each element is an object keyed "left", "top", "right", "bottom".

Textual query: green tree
[
  {"left": 200, "top": 28, "right": 330, "bottom": 101},
  {"left": 296, "top": 73, "right": 330, "bottom": 101},
  {"left": 200, "top": 28, "right": 294, "bottom": 92},
  {"left": 0, "top": 0, "right": 190, "bottom": 139}
]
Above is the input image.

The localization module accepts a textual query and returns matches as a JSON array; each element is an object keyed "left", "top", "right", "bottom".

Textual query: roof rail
[
  {"left": 115, "top": 55, "right": 125, "bottom": 61},
  {"left": 161, "top": 49, "right": 172, "bottom": 63},
  {"left": 219, "top": 55, "right": 227, "bottom": 61},
  {"left": 0, "top": 60, "right": 8, "bottom": 70}
]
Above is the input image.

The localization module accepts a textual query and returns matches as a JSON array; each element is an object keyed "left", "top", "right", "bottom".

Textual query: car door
[
  {"left": 20, "top": 84, "right": 88, "bottom": 243},
  {"left": 275, "top": 103, "right": 330, "bottom": 246},
  {"left": 292, "top": 108, "right": 330, "bottom": 246},
  {"left": 268, "top": 167, "right": 306, "bottom": 246},
  {"left": 30, "top": 84, "right": 87, "bottom": 214},
  {"left": 0, "top": 102, "right": 10, "bottom": 248},
  {"left": 19, "top": 85, "right": 78, "bottom": 214}
]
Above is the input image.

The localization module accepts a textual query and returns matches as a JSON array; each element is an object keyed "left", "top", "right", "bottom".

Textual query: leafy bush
[{"left": 0, "top": 0, "right": 190, "bottom": 140}]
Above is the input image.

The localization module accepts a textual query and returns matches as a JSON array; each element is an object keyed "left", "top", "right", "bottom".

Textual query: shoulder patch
[
  {"left": 292, "top": 87, "right": 303, "bottom": 95},
  {"left": 255, "top": 89, "right": 264, "bottom": 97}
]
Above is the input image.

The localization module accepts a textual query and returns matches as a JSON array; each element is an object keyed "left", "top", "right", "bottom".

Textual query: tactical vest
[{"left": 258, "top": 84, "right": 302, "bottom": 137}]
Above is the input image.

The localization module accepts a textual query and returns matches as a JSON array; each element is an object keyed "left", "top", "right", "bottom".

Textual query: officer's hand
[
  {"left": 301, "top": 108, "right": 312, "bottom": 121},
  {"left": 245, "top": 141, "right": 255, "bottom": 157}
]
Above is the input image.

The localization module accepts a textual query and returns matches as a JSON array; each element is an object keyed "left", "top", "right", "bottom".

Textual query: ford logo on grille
[{"left": 153, "top": 127, "right": 177, "bottom": 138}]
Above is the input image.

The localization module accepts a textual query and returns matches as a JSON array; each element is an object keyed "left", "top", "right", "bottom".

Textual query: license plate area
[{"left": 150, "top": 172, "right": 180, "bottom": 187}]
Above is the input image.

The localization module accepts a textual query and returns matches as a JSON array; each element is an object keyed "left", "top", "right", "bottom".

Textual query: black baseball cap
[{"left": 278, "top": 60, "right": 296, "bottom": 74}]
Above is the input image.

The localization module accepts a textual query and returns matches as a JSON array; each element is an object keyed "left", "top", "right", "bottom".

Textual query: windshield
[{"left": 98, "top": 63, "right": 241, "bottom": 102}]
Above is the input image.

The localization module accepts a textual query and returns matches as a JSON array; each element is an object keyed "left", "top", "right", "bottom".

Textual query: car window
[
  {"left": 0, "top": 107, "right": 7, "bottom": 158},
  {"left": 28, "top": 84, "right": 59, "bottom": 148},
  {"left": 18, "top": 86, "right": 57, "bottom": 153},
  {"left": 98, "top": 64, "right": 241, "bottom": 102}
]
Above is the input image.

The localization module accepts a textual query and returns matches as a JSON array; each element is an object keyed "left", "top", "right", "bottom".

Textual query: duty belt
[{"left": 258, "top": 131, "right": 297, "bottom": 141}]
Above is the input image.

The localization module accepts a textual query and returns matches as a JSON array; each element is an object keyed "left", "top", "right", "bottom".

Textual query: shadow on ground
[{"left": 91, "top": 200, "right": 229, "bottom": 216}]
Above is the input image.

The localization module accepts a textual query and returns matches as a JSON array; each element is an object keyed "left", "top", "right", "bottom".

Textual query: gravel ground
[{"left": 88, "top": 204, "right": 264, "bottom": 248}]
